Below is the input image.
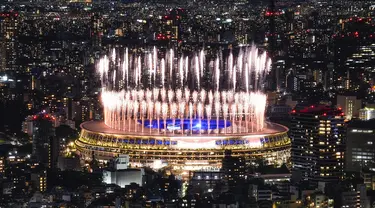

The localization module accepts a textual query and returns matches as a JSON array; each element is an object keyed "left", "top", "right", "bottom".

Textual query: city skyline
[{"left": 1, "top": 0, "right": 375, "bottom": 207}]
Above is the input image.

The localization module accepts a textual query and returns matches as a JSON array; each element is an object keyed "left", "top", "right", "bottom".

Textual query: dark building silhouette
[
  {"left": 221, "top": 150, "right": 246, "bottom": 189},
  {"left": 32, "top": 114, "right": 57, "bottom": 167},
  {"left": 48, "top": 136, "right": 59, "bottom": 169}
]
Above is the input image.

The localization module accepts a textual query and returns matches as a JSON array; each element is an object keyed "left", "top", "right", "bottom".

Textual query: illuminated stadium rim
[
  {"left": 76, "top": 130, "right": 290, "bottom": 152},
  {"left": 79, "top": 121, "right": 288, "bottom": 139},
  {"left": 76, "top": 136, "right": 290, "bottom": 149},
  {"left": 75, "top": 131, "right": 291, "bottom": 166},
  {"left": 75, "top": 121, "right": 290, "bottom": 168},
  {"left": 75, "top": 140, "right": 291, "bottom": 154}
]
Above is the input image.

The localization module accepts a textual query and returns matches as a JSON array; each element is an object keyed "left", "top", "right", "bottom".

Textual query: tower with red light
[
  {"left": 158, "top": 9, "right": 185, "bottom": 42},
  {"left": 290, "top": 104, "right": 346, "bottom": 187},
  {"left": 265, "top": 0, "right": 285, "bottom": 91}
]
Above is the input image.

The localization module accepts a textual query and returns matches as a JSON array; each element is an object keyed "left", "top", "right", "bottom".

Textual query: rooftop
[
  {"left": 348, "top": 119, "right": 375, "bottom": 129},
  {"left": 292, "top": 104, "right": 344, "bottom": 116}
]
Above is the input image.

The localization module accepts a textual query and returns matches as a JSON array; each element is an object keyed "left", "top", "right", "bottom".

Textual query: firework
[{"left": 99, "top": 45, "right": 270, "bottom": 135}]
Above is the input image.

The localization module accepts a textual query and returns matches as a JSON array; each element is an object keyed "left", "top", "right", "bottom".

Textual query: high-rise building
[
  {"left": 0, "top": 12, "right": 18, "bottom": 72},
  {"left": 91, "top": 14, "right": 103, "bottom": 49},
  {"left": 346, "top": 120, "right": 375, "bottom": 172},
  {"left": 337, "top": 95, "right": 362, "bottom": 120},
  {"left": 48, "top": 136, "right": 59, "bottom": 169},
  {"left": 273, "top": 60, "right": 286, "bottom": 92},
  {"left": 343, "top": 44, "right": 375, "bottom": 92},
  {"left": 32, "top": 114, "right": 56, "bottom": 167},
  {"left": 290, "top": 104, "right": 345, "bottom": 187},
  {"left": 221, "top": 150, "right": 246, "bottom": 189},
  {"left": 23, "top": 114, "right": 60, "bottom": 137}
]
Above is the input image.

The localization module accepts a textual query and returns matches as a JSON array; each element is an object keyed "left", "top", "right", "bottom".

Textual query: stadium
[
  {"left": 75, "top": 46, "right": 291, "bottom": 171},
  {"left": 76, "top": 121, "right": 289, "bottom": 171}
]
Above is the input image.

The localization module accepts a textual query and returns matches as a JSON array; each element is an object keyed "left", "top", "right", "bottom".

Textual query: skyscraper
[
  {"left": 32, "top": 114, "right": 56, "bottom": 167},
  {"left": 266, "top": 0, "right": 278, "bottom": 91},
  {"left": 91, "top": 14, "right": 103, "bottom": 49},
  {"left": 221, "top": 150, "right": 246, "bottom": 189},
  {"left": 290, "top": 104, "right": 345, "bottom": 187},
  {"left": 48, "top": 136, "right": 59, "bottom": 169},
  {"left": 346, "top": 120, "right": 375, "bottom": 172},
  {"left": 0, "top": 12, "right": 18, "bottom": 72}
]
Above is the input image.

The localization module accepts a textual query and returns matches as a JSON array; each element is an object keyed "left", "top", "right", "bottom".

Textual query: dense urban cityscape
[{"left": 1, "top": 0, "right": 375, "bottom": 207}]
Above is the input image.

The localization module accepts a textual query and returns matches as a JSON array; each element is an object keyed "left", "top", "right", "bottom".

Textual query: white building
[
  {"left": 359, "top": 107, "right": 375, "bottom": 121},
  {"left": 103, "top": 168, "right": 145, "bottom": 188},
  {"left": 337, "top": 95, "right": 362, "bottom": 120},
  {"left": 102, "top": 155, "right": 145, "bottom": 188},
  {"left": 113, "top": 154, "right": 129, "bottom": 170}
]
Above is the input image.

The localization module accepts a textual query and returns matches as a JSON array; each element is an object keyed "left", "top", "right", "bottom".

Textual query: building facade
[
  {"left": 32, "top": 114, "right": 57, "bottom": 167},
  {"left": 337, "top": 95, "right": 362, "bottom": 120},
  {"left": 346, "top": 120, "right": 375, "bottom": 172},
  {"left": 0, "top": 12, "right": 18, "bottom": 72},
  {"left": 359, "top": 107, "right": 375, "bottom": 121},
  {"left": 290, "top": 105, "right": 345, "bottom": 187},
  {"left": 102, "top": 155, "right": 145, "bottom": 188}
]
